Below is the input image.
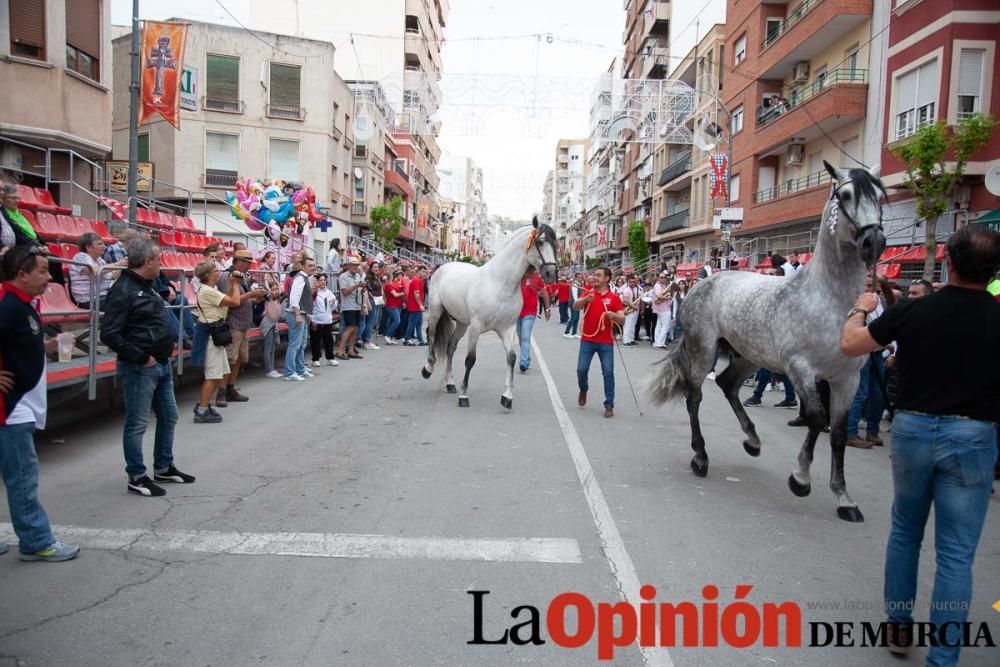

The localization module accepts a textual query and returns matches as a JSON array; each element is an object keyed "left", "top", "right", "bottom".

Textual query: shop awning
[
  {"left": 971, "top": 208, "right": 1000, "bottom": 230},
  {"left": 885, "top": 244, "right": 946, "bottom": 264}
]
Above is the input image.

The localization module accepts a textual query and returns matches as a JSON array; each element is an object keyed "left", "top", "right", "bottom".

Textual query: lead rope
[{"left": 581, "top": 290, "right": 644, "bottom": 417}]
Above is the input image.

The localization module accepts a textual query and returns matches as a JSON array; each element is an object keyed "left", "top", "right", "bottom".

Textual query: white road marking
[
  {"left": 532, "top": 339, "right": 675, "bottom": 667},
  {"left": 0, "top": 523, "right": 582, "bottom": 564}
]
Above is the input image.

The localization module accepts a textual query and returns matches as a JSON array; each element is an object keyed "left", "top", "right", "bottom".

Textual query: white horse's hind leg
[
  {"left": 499, "top": 327, "right": 516, "bottom": 410},
  {"left": 422, "top": 302, "right": 444, "bottom": 379},
  {"left": 457, "top": 323, "right": 482, "bottom": 408},
  {"left": 443, "top": 322, "right": 468, "bottom": 394},
  {"left": 783, "top": 361, "right": 827, "bottom": 498}
]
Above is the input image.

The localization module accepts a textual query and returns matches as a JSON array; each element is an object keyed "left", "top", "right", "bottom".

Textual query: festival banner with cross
[
  {"left": 597, "top": 224, "right": 608, "bottom": 246},
  {"left": 139, "top": 21, "right": 188, "bottom": 129},
  {"left": 709, "top": 153, "right": 729, "bottom": 200}
]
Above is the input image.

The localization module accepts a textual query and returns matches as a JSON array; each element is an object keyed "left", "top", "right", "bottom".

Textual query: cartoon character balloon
[{"left": 226, "top": 178, "right": 325, "bottom": 233}]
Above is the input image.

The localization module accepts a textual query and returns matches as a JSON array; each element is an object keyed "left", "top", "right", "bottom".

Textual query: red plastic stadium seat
[
  {"left": 158, "top": 231, "right": 175, "bottom": 249},
  {"left": 16, "top": 185, "right": 41, "bottom": 210},
  {"left": 160, "top": 212, "right": 177, "bottom": 228},
  {"left": 92, "top": 220, "right": 115, "bottom": 243},
  {"left": 33, "top": 212, "right": 62, "bottom": 241},
  {"left": 19, "top": 209, "right": 42, "bottom": 237},
  {"left": 56, "top": 215, "right": 81, "bottom": 242},
  {"left": 33, "top": 188, "right": 72, "bottom": 215},
  {"left": 39, "top": 283, "right": 89, "bottom": 325},
  {"left": 46, "top": 242, "right": 63, "bottom": 257},
  {"left": 60, "top": 242, "right": 78, "bottom": 260},
  {"left": 73, "top": 217, "right": 96, "bottom": 237}
]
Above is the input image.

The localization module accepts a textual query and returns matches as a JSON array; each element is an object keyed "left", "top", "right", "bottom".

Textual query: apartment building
[
  {"left": 346, "top": 80, "right": 391, "bottom": 239},
  {"left": 0, "top": 0, "right": 112, "bottom": 217},
  {"left": 110, "top": 21, "right": 355, "bottom": 255},
  {"left": 438, "top": 155, "right": 487, "bottom": 258},
  {"left": 650, "top": 25, "right": 726, "bottom": 266},
  {"left": 880, "top": 0, "right": 999, "bottom": 245},
  {"left": 245, "top": 0, "right": 448, "bottom": 232},
  {"left": 543, "top": 139, "right": 590, "bottom": 241},
  {"left": 723, "top": 0, "right": 876, "bottom": 255},
  {"left": 584, "top": 66, "right": 618, "bottom": 263}
]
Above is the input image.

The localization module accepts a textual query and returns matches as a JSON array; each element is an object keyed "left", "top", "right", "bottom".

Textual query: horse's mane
[{"left": 845, "top": 168, "right": 885, "bottom": 204}]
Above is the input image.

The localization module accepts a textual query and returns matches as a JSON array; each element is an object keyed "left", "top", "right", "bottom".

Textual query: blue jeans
[
  {"left": 284, "top": 313, "right": 306, "bottom": 376},
  {"left": 396, "top": 310, "right": 410, "bottom": 340},
  {"left": 119, "top": 360, "right": 178, "bottom": 479},
  {"left": 404, "top": 309, "right": 425, "bottom": 343},
  {"left": 0, "top": 422, "right": 56, "bottom": 554},
  {"left": 383, "top": 307, "right": 400, "bottom": 340},
  {"left": 884, "top": 411, "right": 997, "bottom": 667},
  {"left": 751, "top": 369, "right": 795, "bottom": 402},
  {"left": 564, "top": 308, "right": 580, "bottom": 335},
  {"left": 577, "top": 341, "right": 615, "bottom": 408},
  {"left": 516, "top": 315, "right": 536, "bottom": 369},
  {"left": 558, "top": 301, "right": 569, "bottom": 324},
  {"left": 360, "top": 305, "right": 381, "bottom": 343},
  {"left": 848, "top": 354, "right": 885, "bottom": 437}
]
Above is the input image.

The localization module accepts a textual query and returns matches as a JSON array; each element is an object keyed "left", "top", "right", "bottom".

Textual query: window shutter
[
  {"left": 896, "top": 69, "right": 917, "bottom": 112},
  {"left": 958, "top": 49, "right": 984, "bottom": 97},
  {"left": 65, "top": 0, "right": 100, "bottom": 58},
  {"left": 915, "top": 60, "right": 938, "bottom": 108},
  {"left": 270, "top": 63, "right": 301, "bottom": 109},
  {"left": 9, "top": 0, "right": 46, "bottom": 54},
  {"left": 268, "top": 139, "right": 299, "bottom": 181},
  {"left": 206, "top": 133, "right": 238, "bottom": 172},
  {"left": 206, "top": 54, "right": 239, "bottom": 102}
]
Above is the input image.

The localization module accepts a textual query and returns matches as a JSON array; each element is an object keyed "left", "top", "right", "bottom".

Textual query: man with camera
[
  {"left": 336, "top": 256, "right": 366, "bottom": 360},
  {"left": 214, "top": 249, "right": 265, "bottom": 406}
]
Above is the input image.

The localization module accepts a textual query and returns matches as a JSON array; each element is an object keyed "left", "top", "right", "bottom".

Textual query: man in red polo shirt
[
  {"left": 574, "top": 266, "right": 625, "bottom": 418},
  {"left": 555, "top": 275, "right": 572, "bottom": 324},
  {"left": 517, "top": 266, "right": 550, "bottom": 372},
  {"left": 403, "top": 267, "right": 426, "bottom": 345}
]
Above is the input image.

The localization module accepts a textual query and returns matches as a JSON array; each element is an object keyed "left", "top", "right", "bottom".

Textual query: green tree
[
  {"left": 627, "top": 220, "right": 648, "bottom": 265},
  {"left": 890, "top": 114, "right": 994, "bottom": 280},
  {"left": 369, "top": 195, "right": 404, "bottom": 252}
]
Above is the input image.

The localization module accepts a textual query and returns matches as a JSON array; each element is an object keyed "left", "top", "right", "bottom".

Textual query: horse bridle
[
  {"left": 532, "top": 234, "right": 559, "bottom": 273},
  {"left": 829, "top": 180, "right": 885, "bottom": 241}
]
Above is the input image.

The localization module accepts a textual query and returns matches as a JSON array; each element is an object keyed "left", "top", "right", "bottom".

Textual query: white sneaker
[
  {"left": 302, "top": 369, "right": 315, "bottom": 378},
  {"left": 312, "top": 360, "right": 321, "bottom": 367},
  {"left": 707, "top": 371, "right": 716, "bottom": 380},
  {"left": 574, "top": 334, "right": 581, "bottom": 338},
  {"left": 562, "top": 333, "right": 573, "bottom": 338},
  {"left": 266, "top": 370, "right": 281, "bottom": 379},
  {"left": 365, "top": 343, "right": 380, "bottom": 350},
  {"left": 283, "top": 373, "right": 305, "bottom": 382},
  {"left": 327, "top": 358, "right": 339, "bottom": 366},
  {"left": 384, "top": 336, "right": 394, "bottom": 345}
]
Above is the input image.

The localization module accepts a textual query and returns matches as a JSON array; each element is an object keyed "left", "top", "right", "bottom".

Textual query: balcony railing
[
  {"left": 760, "top": 0, "right": 819, "bottom": 51},
  {"left": 203, "top": 97, "right": 244, "bottom": 113},
  {"left": 753, "top": 169, "right": 831, "bottom": 204},
  {"left": 394, "top": 164, "right": 408, "bottom": 180},
  {"left": 757, "top": 69, "right": 867, "bottom": 128},
  {"left": 656, "top": 209, "right": 689, "bottom": 234},
  {"left": 266, "top": 104, "right": 305, "bottom": 121},
  {"left": 353, "top": 202, "right": 366, "bottom": 215},
  {"left": 204, "top": 170, "right": 238, "bottom": 188},
  {"left": 657, "top": 151, "right": 692, "bottom": 186}
]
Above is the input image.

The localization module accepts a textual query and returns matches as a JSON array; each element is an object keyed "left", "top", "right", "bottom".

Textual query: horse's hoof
[
  {"left": 690, "top": 458, "right": 708, "bottom": 477},
  {"left": 500, "top": 396, "right": 512, "bottom": 410},
  {"left": 743, "top": 440, "right": 761, "bottom": 457},
  {"left": 837, "top": 506, "right": 865, "bottom": 523},
  {"left": 421, "top": 367, "right": 432, "bottom": 379},
  {"left": 446, "top": 384, "right": 457, "bottom": 394},
  {"left": 458, "top": 397, "right": 470, "bottom": 408},
  {"left": 787, "top": 474, "right": 811, "bottom": 497}
]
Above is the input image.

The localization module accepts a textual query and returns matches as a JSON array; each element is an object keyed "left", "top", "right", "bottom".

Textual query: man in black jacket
[{"left": 100, "top": 239, "right": 194, "bottom": 497}]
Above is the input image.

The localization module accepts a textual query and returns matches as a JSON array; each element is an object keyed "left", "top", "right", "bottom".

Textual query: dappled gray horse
[
  {"left": 649, "top": 162, "right": 886, "bottom": 522},
  {"left": 422, "top": 218, "right": 558, "bottom": 409}
]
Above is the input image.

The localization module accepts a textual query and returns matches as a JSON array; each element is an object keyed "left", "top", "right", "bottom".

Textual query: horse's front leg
[
  {"left": 499, "top": 327, "right": 516, "bottom": 410},
  {"left": 458, "top": 324, "right": 482, "bottom": 408},
  {"left": 782, "top": 364, "right": 828, "bottom": 499},
  {"left": 443, "top": 322, "right": 468, "bottom": 394},
  {"left": 828, "top": 379, "right": 864, "bottom": 522}
]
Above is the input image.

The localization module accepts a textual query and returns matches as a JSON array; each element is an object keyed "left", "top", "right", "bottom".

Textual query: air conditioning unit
[
  {"left": 792, "top": 62, "right": 810, "bottom": 83},
  {"left": 786, "top": 144, "right": 805, "bottom": 166}
]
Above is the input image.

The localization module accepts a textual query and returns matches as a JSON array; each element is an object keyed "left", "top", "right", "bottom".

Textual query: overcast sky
[{"left": 110, "top": 1, "right": 724, "bottom": 218}]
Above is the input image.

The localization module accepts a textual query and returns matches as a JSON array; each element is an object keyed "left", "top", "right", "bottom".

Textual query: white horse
[{"left": 422, "top": 218, "right": 559, "bottom": 409}]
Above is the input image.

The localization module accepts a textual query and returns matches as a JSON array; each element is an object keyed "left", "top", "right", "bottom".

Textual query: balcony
[
  {"left": 757, "top": 0, "right": 872, "bottom": 80},
  {"left": 344, "top": 137, "right": 354, "bottom": 151},
  {"left": 332, "top": 126, "right": 343, "bottom": 141},
  {"left": 656, "top": 209, "right": 689, "bottom": 234},
  {"left": 330, "top": 190, "right": 341, "bottom": 203},
  {"left": 353, "top": 202, "right": 366, "bottom": 216},
  {"left": 753, "top": 72, "right": 868, "bottom": 155},
  {"left": 203, "top": 97, "right": 244, "bottom": 114},
  {"left": 657, "top": 151, "right": 692, "bottom": 191},
  {"left": 747, "top": 176, "right": 830, "bottom": 232},
  {"left": 384, "top": 164, "right": 414, "bottom": 199},
  {"left": 266, "top": 103, "right": 305, "bottom": 121},
  {"left": 204, "top": 170, "right": 237, "bottom": 188},
  {"left": 753, "top": 169, "right": 831, "bottom": 204}
]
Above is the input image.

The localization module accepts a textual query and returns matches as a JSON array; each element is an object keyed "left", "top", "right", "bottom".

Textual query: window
[
  {"left": 65, "top": 0, "right": 100, "bottom": 80},
  {"left": 354, "top": 174, "right": 364, "bottom": 200},
  {"left": 137, "top": 133, "right": 150, "bottom": 162},
  {"left": 268, "top": 138, "right": 299, "bottom": 181},
  {"left": 765, "top": 18, "right": 782, "bottom": 44},
  {"left": 10, "top": 0, "right": 46, "bottom": 60},
  {"left": 840, "top": 136, "right": 861, "bottom": 168},
  {"left": 734, "top": 34, "right": 747, "bottom": 65},
  {"left": 895, "top": 59, "right": 939, "bottom": 139},
  {"left": 814, "top": 66, "right": 828, "bottom": 90},
  {"left": 729, "top": 174, "right": 740, "bottom": 202},
  {"left": 405, "top": 15, "right": 420, "bottom": 34},
  {"left": 205, "top": 132, "right": 238, "bottom": 187},
  {"left": 403, "top": 90, "right": 421, "bottom": 109},
  {"left": 845, "top": 45, "right": 860, "bottom": 75},
  {"left": 731, "top": 106, "right": 744, "bottom": 134},
  {"left": 205, "top": 54, "right": 240, "bottom": 112},
  {"left": 957, "top": 49, "right": 984, "bottom": 120},
  {"left": 268, "top": 63, "right": 302, "bottom": 119}
]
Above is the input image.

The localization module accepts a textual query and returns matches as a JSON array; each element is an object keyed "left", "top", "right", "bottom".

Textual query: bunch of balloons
[{"left": 225, "top": 178, "right": 326, "bottom": 235}]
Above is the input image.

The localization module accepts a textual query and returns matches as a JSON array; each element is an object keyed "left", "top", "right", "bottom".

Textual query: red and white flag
[
  {"left": 99, "top": 197, "right": 128, "bottom": 221},
  {"left": 597, "top": 224, "right": 607, "bottom": 245}
]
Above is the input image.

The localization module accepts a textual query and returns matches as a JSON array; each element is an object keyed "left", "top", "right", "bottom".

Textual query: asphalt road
[{"left": 1, "top": 318, "right": 997, "bottom": 666}]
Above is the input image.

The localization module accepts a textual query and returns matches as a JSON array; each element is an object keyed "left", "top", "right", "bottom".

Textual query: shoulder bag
[{"left": 197, "top": 290, "right": 233, "bottom": 347}]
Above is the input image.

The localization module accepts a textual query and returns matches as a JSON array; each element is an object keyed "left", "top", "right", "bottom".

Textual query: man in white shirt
[
  {"left": 781, "top": 250, "right": 803, "bottom": 276},
  {"left": 618, "top": 275, "right": 641, "bottom": 346}
]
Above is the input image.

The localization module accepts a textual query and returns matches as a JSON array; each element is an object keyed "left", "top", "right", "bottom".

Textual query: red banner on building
[
  {"left": 597, "top": 224, "right": 607, "bottom": 246},
  {"left": 417, "top": 203, "right": 429, "bottom": 230},
  {"left": 139, "top": 21, "right": 188, "bottom": 129}
]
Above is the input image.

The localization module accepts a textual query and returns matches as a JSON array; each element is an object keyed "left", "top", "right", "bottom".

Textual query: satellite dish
[
  {"left": 354, "top": 167, "right": 364, "bottom": 179},
  {"left": 985, "top": 162, "right": 1000, "bottom": 196}
]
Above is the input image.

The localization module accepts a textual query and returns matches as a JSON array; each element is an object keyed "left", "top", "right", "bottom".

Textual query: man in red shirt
[
  {"left": 403, "top": 267, "right": 427, "bottom": 345},
  {"left": 574, "top": 266, "right": 625, "bottom": 418},
  {"left": 517, "top": 266, "right": 550, "bottom": 372},
  {"left": 556, "top": 276, "right": 572, "bottom": 324},
  {"left": 382, "top": 269, "right": 406, "bottom": 345}
]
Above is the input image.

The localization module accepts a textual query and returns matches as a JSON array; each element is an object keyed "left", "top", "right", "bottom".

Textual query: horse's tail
[
  {"left": 432, "top": 307, "right": 456, "bottom": 365},
  {"left": 647, "top": 336, "right": 692, "bottom": 405}
]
